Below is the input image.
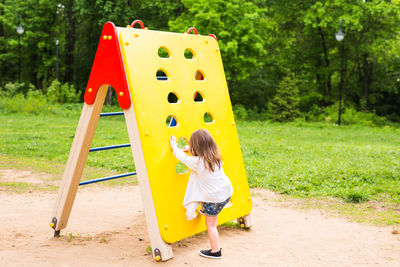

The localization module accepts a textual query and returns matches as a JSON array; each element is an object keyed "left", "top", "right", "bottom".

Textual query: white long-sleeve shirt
[{"left": 172, "top": 143, "right": 233, "bottom": 219}]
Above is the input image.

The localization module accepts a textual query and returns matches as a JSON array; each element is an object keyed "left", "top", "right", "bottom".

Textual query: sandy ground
[{"left": 1, "top": 170, "right": 400, "bottom": 266}]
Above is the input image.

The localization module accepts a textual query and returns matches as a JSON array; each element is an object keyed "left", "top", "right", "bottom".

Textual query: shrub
[
  {"left": 46, "top": 80, "right": 80, "bottom": 104},
  {"left": 0, "top": 82, "right": 36, "bottom": 97},
  {"left": 0, "top": 90, "right": 49, "bottom": 115},
  {"left": 246, "top": 106, "right": 261, "bottom": 120},
  {"left": 2, "top": 82, "right": 23, "bottom": 97},
  {"left": 268, "top": 71, "right": 301, "bottom": 122},
  {"left": 24, "top": 90, "right": 48, "bottom": 114},
  {"left": 304, "top": 104, "right": 324, "bottom": 122},
  {"left": 305, "top": 102, "right": 388, "bottom": 126},
  {"left": 341, "top": 107, "right": 387, "bottom": 127},
  {"left": 0, "top": 93, "right": 26, "bottom": 113},
  {"left": 233, "top": 104, "right": 248, "bottom": 120},
  {"left": 299, "top": 91, "right": 324, "bottom": 113},
  {"left": 233, "top": 105, "right": 265, "bottom": 121}
]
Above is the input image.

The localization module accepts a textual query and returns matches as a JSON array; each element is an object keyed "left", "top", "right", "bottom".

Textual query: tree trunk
[
  {"left": 31, "top": 52, "right": 39, "bottom": 87},
  {"left": 65, "top": 0, "right": 75, "bottom": 83},
  {"left": 0, "top": 0, "right": 3, "bottom": 39},
  {"left": 363, "top": 54, "right": 371, "bottom": 112},
  {"left": 107, "top": 86, "right": 113, "bottom": 105},
  {"left": 318, "top": 26, "right": 332, "bottom": 96},
  {"left": 316, "top": 54, "right": 324, "bottom": 94},
  {"left": 355, "top": 45, "right": 362, "bottom": 81},
  {"left": 228, "top": 69, "right": 236, "bottom": 93},
  {"left": 0, "top": 0, "right": 5, "bottom": 80},
  {"left": 176, "top": 0, "right": 184, "bottom": 17}
]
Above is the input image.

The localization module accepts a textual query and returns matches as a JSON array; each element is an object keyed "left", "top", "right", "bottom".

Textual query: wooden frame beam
[{"left": 51, "top": 85, "right": 108, "bottom": 231}]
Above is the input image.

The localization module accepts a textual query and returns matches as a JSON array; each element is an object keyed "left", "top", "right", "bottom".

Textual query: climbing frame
[
  {"left": 118, "top": 25, "right": 252, "bottom": 243},
  {"left": 50, "top": 21, "right": 252, "bottom": 262}
]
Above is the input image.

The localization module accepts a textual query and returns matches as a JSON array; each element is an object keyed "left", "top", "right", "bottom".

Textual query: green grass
[
  {"left": 0, "top": 109, "right": 135, "bottom": 173},
  {"left": 0, "top": 105, "right": 137, "bottom": 189},
  {"left": 0, "top": 181, "right": 58, "bottom": 193},
  {"left": 1, "top": 110, "right": 399, "bottom": 205},
  {"left": 238, "top": 121, "right": 400, "bottom": 203}
]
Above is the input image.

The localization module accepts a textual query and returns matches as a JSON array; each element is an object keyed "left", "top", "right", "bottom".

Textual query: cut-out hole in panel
[
  {"left": 168, "top": 92, "right": 179, "bottom": 103},
  {"left": 177, "top": 137, "right": 188, "bottom": 149},
  {"left": 176, "top": 162, "right": 188, "bottom": 174},
  {"left": 156, "top": 69, "right": 168, "bottom": 81},
  {"left": 193, "top": 91, "right": 204, "bottom": 102},
  {"left": 166, "top": 115, "right": 178, "bottom": 127},
  {"left": 102, "top": 85, "right": 118, "bottom": 105},
  {"left": 203, "top": 112, "right": 214, "bottom": 123},
  {"left": 195, "top": 70, "right": 205, "bottom": 80},
  {"left": 184, "top": 49, "right": 195, "bottom": 59},
  {"left": 158, "top": 47, "right": 170, "bottom": 58}
]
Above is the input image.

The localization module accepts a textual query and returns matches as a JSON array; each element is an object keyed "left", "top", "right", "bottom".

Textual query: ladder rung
[
  {"left": 89, "top": 144, "right": 131, "bottom": 152},
  {"left": 169, "top": 117, "right": 177, "bottom": 127},
  {"left": 79, "top": 172, "right": 137, "bottom": 186},
  {"left": 100, "top": 112, "right": 124, "bottom": 117}
]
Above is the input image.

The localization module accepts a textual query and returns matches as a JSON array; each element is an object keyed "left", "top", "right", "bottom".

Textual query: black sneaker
[{"left": 199, "top": 249, "right": 222, "bottom": 259}]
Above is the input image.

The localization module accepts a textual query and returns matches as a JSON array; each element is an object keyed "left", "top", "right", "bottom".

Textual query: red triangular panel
[{"left": 84, "top": 22, "right": 131, "bottom": 109}]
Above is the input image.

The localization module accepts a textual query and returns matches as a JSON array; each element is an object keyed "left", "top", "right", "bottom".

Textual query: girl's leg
[{"left": 205, "top": 215, "right": 219, "bottom": 252}]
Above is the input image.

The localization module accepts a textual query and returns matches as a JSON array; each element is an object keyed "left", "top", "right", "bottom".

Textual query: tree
[
  {"left": 302, "top": 0, "right": 400, "bottom": 112},
  {"left": 268, "top": 70, "right": 301, "bottom": 122},
  {"left": 0, "top": 0, "right": 399, "bottom": 121},
  {"left": 0, "top": 0, "right": 64, "bottom": 88},
  {"left": 169, "top": 0, "right": 269, "bottom": 91}
]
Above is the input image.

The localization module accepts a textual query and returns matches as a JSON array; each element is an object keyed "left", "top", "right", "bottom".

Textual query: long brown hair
[{"left": 189, "top": 129, "right": 222, "bottom": 172}]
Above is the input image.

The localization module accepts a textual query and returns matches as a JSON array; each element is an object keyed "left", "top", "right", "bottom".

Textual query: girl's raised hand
[{"left": 169, "top": 135, "right": 176, "bottom": 150}]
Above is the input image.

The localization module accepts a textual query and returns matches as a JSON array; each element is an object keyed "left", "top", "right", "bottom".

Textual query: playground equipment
[{"left": 50, "top": 20, "right": 252, "bottom": 261}]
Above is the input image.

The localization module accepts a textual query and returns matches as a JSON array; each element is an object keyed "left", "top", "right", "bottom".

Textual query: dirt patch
[
  {"left": 0, "top": 170, "right": 400, "bottom": 266},
  {"left": 0, "top": 169, "right": 54, "bottom": 185}
]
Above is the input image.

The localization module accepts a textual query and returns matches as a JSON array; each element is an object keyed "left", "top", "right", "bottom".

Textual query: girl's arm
[{"left": 169, "top": 136, "right": 199, "bottom": 171}]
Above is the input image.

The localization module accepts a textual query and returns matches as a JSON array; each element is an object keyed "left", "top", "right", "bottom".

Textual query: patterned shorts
[{"left": 201, "top": 197, "right": 231, "bottom": 217}]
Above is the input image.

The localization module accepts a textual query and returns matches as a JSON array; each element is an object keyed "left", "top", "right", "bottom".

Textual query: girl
[{"left": 169, "top": 129, "right": 233, "bottom": 259}]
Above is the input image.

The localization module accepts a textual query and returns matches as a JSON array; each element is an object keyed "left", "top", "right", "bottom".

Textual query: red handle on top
[
  {"left": 186, "top": 27, "right": 198, "bottom": 35},
  {"left": 130, "top": 20, "right": 145, "bottom": 29},
  {"left": 208, "top": 34, "right": 217, "bottom": 40}
]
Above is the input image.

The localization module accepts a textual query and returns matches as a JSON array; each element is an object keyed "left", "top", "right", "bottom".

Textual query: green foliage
[
  {"left": 0, "top": 80, "right": 80, "bottom": 114},
  {"left": 233, "top": 104, "right": 248, "bottom": 120},
  {"left": 0, "top": 82, "right": 38, "bottom": 97},
  {"left": 203, "top": 112, "right": 213, "bottom": 123},
  {"left": 233, "top": 105, "right": 263, "bottom": 121},
  {"left": 299, "top": 91, "right": 324, "bottom": 114},
  {"left": 176, "top": 162, "right": 188, "bottom": 174},
  {"left": 231, "top": 67, "right": 277, "bottom": 112},
  {"left": 2, "top": 82, "right": 24, "bottom": 97},
  {"left": 46, "top": 80, "right": 80, "bottom": 104},
  {"left": 0, "top": 0, "right": 65, "bottom": 88},
  {"left": 264, "top": 0, "right": 400, "bottom": 120},
  {"left": 341, "top": 107, "right": 387, "bottom": 127},
  {"left": 0, "top": 92, "right": 48, "bottom": 114},
  {"left": 177, "top": 137, "right": 188, "bottom": 149},
  {"left": 306, "top": 102, "right": 388, "bottom": 127},
  {"left": 169, "top": 0, "right": 268, "bottom": 87},
  {"left": 268, "top": 71, "right": 301, "bottom": 122},
  {"left": 0, "top": 0, "right": 399, "bottom": 121}
]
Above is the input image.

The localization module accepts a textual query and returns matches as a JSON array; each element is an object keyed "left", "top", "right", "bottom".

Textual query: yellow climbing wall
[{"left": 119, "top": 27, "right": 252, "bottom": 243}]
